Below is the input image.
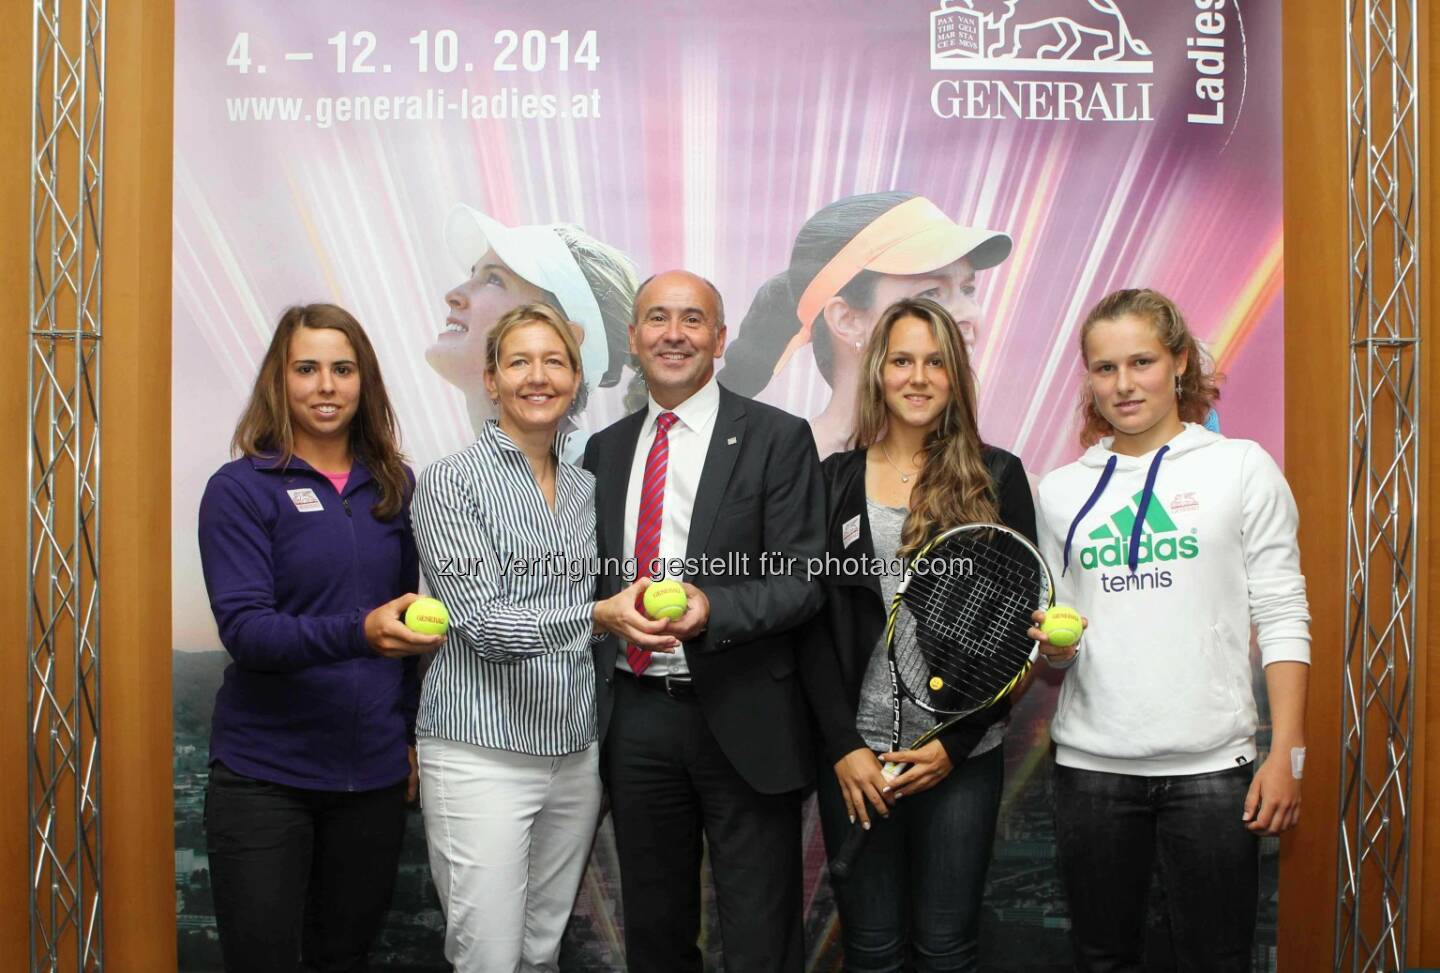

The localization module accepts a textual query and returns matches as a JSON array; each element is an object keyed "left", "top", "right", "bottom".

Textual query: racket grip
[{"left": 828, "top": 822, "right": 870, "bottom": 883}]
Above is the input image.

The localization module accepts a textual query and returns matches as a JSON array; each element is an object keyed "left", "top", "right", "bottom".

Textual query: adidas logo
[{"left": 1078, "top": 491, "right": 1199, "bottom": 570}]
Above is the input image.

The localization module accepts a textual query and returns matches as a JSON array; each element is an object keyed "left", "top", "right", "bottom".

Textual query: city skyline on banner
[{"left": 172, "top": 0, "right": 1282, "bottom": 969}]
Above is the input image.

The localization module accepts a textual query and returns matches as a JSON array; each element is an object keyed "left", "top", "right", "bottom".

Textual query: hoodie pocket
[{"left": 1203, "top": 622, "right": 1246, "bottom": 736}]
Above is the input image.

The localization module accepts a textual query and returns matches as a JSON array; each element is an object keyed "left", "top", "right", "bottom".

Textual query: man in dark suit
[{"left": 583, "top": 270, "right": 825, "bottom": 972}]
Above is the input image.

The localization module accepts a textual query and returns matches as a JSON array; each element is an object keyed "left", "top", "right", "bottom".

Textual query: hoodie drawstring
[
  {"left": 1062, "top": 456, "right": 1117, "bottom": 576},
  {"left": 1127, "top": 445, "right": 1170, "bottom": 572}
]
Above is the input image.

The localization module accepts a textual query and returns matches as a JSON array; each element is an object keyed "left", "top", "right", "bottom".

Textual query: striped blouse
[{"left": 412, "top": 420, "right": 598, "bottom": 755}]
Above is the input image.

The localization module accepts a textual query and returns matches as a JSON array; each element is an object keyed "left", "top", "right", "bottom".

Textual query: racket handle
[{"left": 828, "top": 822, "right": 870, "bottom": 883}]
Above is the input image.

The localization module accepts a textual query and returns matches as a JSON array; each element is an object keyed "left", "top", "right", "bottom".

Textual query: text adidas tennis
[{"left": 1077, "top": 531, "right": 1198, "bottom": 570}]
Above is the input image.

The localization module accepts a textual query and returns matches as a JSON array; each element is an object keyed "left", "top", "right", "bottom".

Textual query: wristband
[{"left": 1290, "top": 747, "right": 1306, "bottom": 779}]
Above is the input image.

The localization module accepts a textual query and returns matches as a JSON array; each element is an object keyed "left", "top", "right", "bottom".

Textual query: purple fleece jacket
[{"left": 198, "top": 454, "right": 419, "bottom": 791}]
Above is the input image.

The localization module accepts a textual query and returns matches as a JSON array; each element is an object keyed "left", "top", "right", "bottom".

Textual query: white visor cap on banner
[{"left": 445, "top": 205, "right": 609, "bottom": 387}]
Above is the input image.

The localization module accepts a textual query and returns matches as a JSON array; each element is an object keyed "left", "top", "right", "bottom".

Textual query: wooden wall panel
[
  {"left": 0, "top": 2, "right": 176, "bottom": 970},
  {"left": 1278, "top": 0, "right": 1348, "bottom": 970},
  {"left": 1416, "top": 1, "right": 1437, "bottom": 962},
  {"left": 0, "top": 0, "right": 35, "bottom": 966},
  {"left": 1280, "top": 1, "right": 1435, "bottom": 970},
  {"left": 99, "top": 1, "right": 177, "bottom": 970}
]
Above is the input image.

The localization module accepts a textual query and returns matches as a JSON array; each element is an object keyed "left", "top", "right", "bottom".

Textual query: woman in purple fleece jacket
[{"left": 198, "top": 303, "right": 441, "bottom": 973}]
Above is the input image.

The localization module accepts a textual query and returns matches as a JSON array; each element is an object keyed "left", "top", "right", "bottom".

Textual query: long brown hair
[
  {"left": 1077, "top": 288, "right": 1222, "bottom": 446},
  {"left": 853, "top": 298, "right": 998, "bottom": 556},
  {"left": 232, "top": 303, "right": 409, "bottom": 519}
]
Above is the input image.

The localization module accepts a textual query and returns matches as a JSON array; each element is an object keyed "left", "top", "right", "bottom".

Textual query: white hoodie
[{"left": 1036, "top": 424, "right": 1310, "bottom": 776}]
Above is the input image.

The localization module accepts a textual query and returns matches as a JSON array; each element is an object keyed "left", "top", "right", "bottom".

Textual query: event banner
[{"left": 172, "top": 0, "right": 1283, "bottom": 969}]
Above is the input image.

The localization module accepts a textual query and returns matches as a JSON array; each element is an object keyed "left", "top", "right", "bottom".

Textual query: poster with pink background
[{"left": 173, "top": 1, "right": 1283, "bottom": 968}]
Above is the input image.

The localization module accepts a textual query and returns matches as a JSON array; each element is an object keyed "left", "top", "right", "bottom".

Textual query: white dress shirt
[{"left": 618, "top": 374, "right": 721, "bottom": 676}]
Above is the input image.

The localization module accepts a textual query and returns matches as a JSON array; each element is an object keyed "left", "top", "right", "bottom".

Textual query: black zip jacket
[{"left": 797, "top": 444, "right": 1037, "bottom": 767}]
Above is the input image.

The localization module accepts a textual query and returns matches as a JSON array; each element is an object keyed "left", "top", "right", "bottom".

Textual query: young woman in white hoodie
[{"left": 1031, "top": 288, "right": 1309, "bottom": 972}]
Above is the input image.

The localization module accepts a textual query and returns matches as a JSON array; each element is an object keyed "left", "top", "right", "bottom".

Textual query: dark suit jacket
[
  {"left": 797, "top": 444, "right": 1037, "bottom": 768},
  {"left": 582, "top": 385, "right": 826, "bottom": 794}
]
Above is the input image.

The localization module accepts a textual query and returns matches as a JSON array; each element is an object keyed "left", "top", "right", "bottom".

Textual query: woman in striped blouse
[{"left": 407, "top": 302, "right": 674, "bottom": 973}]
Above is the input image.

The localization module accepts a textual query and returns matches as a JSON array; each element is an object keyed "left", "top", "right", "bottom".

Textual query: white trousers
[{"left": 418, "top": 736, "right": 601, "bottom": 973}]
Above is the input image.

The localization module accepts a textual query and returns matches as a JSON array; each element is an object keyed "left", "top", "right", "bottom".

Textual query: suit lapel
[
  {"left": 831, "top": 451, "right": 884, "bottom": 601},
  {"left": 685, "top": 387, "right": 747, "bottom": 561}
]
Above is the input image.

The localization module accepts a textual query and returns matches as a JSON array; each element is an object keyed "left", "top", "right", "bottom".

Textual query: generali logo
[
  {"left": 928, "top": 0, "right": 1239, "bottom": 127},
  {"left": 930, "top": 0, "right": 1153, "bottom": 73}
]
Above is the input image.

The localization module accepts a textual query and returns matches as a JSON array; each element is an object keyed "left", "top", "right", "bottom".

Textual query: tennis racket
[{"left": 828, "top": 522, "right": 1054, "bottom": 882}]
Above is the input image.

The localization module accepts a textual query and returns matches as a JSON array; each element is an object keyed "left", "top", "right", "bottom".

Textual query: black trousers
[
  {"left": 204, "top": 761, "right": 407, "bottom": 973},
  {"left": 1053, "top": 764, "right": 1259, "bottom": 973},
  {"left": 815, "top": 745, "right": 1004, "bottom": 972},
  {"left": 604, "top": 673, "right": 804, "bottom": 973}
]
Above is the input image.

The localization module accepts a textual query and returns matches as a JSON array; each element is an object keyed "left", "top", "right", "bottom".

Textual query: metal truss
[
  {"left": 1334, "top": 0, "right": 1420, "bottom": 969},
  {"left": 28, "top": 0, "right": 106, "bottom": 970}
]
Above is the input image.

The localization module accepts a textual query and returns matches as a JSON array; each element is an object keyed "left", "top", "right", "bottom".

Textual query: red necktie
[{"left": 629, "top": 411, "right": 678, "bottom": 675}]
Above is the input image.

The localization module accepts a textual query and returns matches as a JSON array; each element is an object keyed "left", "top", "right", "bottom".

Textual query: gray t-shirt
[{"left": 853, "top": 499, "right": 1006, "bottom": 757}]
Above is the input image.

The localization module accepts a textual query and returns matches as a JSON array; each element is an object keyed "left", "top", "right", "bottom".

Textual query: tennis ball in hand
[
  {"left": 643, "top": 580, "right": 688, "bottom": 621},
  {"left": 404, "top": 597, "right": 449, "bottom": 636},
  {"left": 1041, "top": 605, "right": 1083, "bottom": 647}
]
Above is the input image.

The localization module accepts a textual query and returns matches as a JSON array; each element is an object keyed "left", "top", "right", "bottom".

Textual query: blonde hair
[
  {"left": 486, "top": 302, "right": 588, "bottom": 413},
  {"left": 232, "top": 303, "right": 408, "bottom": 519},
  {"left": 1077, "top": 288, "right": 1222, "bottom": 446},
  {"left": 853, "top": 298, "right": 998, "bottom": 556}
]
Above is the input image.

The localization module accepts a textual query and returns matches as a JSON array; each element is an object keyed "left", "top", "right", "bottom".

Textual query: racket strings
[
  {"left": 893, "top": 617, "right": 1029, "bottom": 707},
  {"left": 912, "top": 560, "right": 1037, "bottom": 652},
  {"left": 890, "top": 532, "right": 1049, "bottom": 712}
]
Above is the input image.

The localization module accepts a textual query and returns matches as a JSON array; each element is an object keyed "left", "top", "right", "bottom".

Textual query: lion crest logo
[{"left": 932, "top": 0, "right": 1153, "bottom": 72}]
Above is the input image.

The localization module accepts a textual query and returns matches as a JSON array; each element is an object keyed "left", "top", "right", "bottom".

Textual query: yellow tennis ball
[
  {"left": 929, "top": 676, "right": 945, "bottom": 692},
  {"left": 404, "top": 597, "right": 449, "bottom": 636},
  {"left": 643, "top": 580, "right": 688, "bottom": 621},
  {"left": 1042, "top": 605, "right": 1083, "bottom": 648}
]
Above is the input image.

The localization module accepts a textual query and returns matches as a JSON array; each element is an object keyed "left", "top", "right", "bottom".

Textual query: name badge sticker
[
  {"left": 287, "top": 488, "right": 324, "bottom": 513},
  {"left": 842, "top": 514, "right": 861, "bottom": 549}
]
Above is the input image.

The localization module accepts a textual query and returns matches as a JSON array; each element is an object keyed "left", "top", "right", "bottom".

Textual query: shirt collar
[
  {"left": 249, "top": 451, "right": 363, "bottom": 475},
  {"left": 645, "top": 373, "right": 721, "bottom": 435},
  {"left": 484, "top": 417, "right": 571, "bottom": 459},
  {"left": 249, "top": 451, "right": 373, "bottom": 491}
]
